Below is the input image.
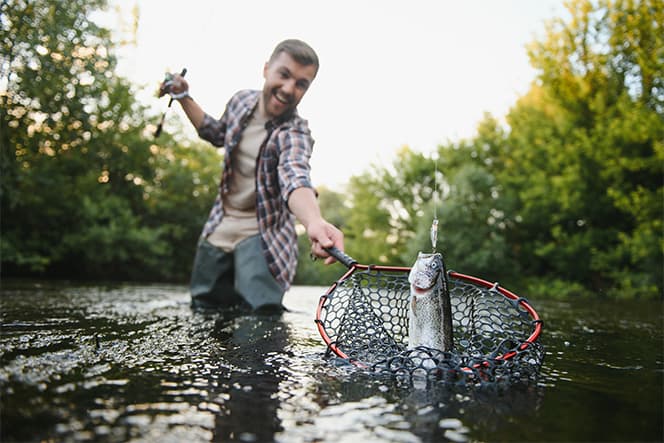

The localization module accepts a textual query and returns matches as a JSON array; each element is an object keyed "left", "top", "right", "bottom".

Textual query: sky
[{"left": 107, "top": 0, "right": 567, "bottom": 190}]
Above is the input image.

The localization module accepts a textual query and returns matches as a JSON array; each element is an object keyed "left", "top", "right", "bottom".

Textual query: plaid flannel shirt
[{"left": 197, "top": 89, "right": 314, "bottom": 290}]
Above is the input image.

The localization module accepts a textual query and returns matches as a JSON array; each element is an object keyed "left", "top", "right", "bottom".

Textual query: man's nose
[{"left": 282, "top": 79, "right": 295, "bottom": 94}]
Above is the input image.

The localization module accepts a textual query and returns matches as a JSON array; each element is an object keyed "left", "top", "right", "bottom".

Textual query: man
[{"left": 160, "top": 39, "right": 343, "bottom": 311}]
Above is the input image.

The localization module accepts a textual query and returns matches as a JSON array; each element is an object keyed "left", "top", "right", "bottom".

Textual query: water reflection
[
  {"left": 287, "top": 364, "right": 544, "bottom": 443},
  {"left": 208, "top": 312, "right": 289, "bottom": 441}
]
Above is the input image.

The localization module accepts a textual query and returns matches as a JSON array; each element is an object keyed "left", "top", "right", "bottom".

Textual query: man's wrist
[{"left": 171, "top": 90, "right": 191, "bottom": 101}]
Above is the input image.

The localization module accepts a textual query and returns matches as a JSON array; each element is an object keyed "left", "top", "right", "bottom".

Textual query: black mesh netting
[{"left": 316, "top": 267, "right": 544, "bottom": 387}]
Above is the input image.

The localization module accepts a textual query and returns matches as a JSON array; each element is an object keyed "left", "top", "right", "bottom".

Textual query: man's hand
[
  {"left": 156, "top": 70, "right": 205, "bottom": 130},
  {"left": 158, "top": 72, "right": 189, "bottom": 98},
  {"left": 307, "top": 219, "right": 344, "bottom": 265}
]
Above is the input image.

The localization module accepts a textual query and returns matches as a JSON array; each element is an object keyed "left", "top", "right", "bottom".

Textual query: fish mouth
[
  {"left": 411, "top": 270, "right": 440, "bottom": 294},
  {"left": 412, "top": 282, "right": 436, "bottom": 294}
]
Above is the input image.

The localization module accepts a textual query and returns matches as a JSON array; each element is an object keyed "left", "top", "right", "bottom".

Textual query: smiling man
[{"left": 161, "top": 39, "right": 344, "bottom": 312}]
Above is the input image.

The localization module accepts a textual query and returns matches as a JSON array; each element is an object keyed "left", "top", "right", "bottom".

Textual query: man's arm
[
  {"left": 288, "top": 187, "right": 344, "bottom": 265},
  {"left": 177, "top": 95, "right": 206, "bottom": 130}
]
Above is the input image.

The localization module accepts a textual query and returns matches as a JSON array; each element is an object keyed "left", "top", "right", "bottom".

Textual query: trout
[{"left": 407, "top": 252, "right": 453, "bottom": 351}]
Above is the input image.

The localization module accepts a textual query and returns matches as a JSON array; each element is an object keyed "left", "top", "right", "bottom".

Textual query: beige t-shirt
[{"left": 207, "top": 110, "right": 269, "bottom": 252}]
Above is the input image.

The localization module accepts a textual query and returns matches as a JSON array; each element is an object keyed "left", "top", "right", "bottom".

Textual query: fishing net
[{"left": 315, "top": 262, "right": 544, "bottom": 387}]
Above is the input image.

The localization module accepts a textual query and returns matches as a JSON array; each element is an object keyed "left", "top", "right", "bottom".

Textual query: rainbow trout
[{"left": 407, "top": 252, "right": 453, "bottom": 351}]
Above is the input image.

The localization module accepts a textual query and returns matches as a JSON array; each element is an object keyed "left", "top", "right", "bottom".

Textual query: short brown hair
[{"left": 269, "top": 39, "right": 319, "bottom": 75}]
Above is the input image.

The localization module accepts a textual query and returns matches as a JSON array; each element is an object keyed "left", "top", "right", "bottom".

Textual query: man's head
[
  {"left": 268, "top": 39, "right": 319, "bottom": 75},
  {"left": 261, "top": 39, "right": 319, "bottom": 120}
]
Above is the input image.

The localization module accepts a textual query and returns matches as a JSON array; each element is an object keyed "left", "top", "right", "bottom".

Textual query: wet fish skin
[{"left": 407, "top": 252, "right": 453, "bottom": 352}]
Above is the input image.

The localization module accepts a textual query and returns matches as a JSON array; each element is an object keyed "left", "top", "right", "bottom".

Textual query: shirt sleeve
[
  {"left": 277, "top": 125, "right": 315, "bottom": 205},
  {"left": 197, "top": 113, "right": 228, "bottom": 147}
]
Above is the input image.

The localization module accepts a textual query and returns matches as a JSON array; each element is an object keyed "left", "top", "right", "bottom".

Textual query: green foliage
[
  {"left": 342, "top": 148, "right": 438, "bottom": 266},
  {"left": 140, "top": 139, "right": 222, "bottom": 280},
  {"left": 503, "top": 0, "right": 663, "bottom": 297},
  {"left": 342, "top": 170, "right": 395, "bottom": 265},
  {"left": 2, "top": 0, "right": 120, "bottom": 272},
  {"left": 60, "top": 194, "right": 168, "bottom": 278},
  {"left": 1, "top": 0, "right": 218, "bottom": 281},
  {"left": 522, "top": 277, "right": 593, "bottom": 299}
]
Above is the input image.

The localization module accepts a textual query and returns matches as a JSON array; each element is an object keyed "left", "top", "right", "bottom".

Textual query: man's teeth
[{"left": 275, "top": 93, "right": 289, "bottom": 104}]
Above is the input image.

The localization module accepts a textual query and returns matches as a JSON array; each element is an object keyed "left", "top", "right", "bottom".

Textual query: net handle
[{"left": 325, "top": 246, "right": 357, "bottom": 268}]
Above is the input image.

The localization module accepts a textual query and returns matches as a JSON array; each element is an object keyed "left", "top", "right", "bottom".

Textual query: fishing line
[{"left": 430, "top": 151, "right": 439, "bottom": 253}]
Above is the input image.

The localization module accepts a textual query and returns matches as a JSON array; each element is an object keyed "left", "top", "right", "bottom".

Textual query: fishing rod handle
[{"left": 325, "top": 246, "right": 357, "bottom": 269}]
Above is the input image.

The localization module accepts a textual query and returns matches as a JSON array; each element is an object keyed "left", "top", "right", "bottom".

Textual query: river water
[{"left": 1, "top": 280, "right": 662, "bottom": 442}]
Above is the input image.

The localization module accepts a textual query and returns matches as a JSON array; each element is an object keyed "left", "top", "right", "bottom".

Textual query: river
[{"left": 1, "top": 280, "right": 662, "bottom": 442}]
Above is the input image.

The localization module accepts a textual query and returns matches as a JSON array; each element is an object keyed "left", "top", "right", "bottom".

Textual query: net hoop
[{"left": 315, "top": 261, "right": 543, "bottom": 380}]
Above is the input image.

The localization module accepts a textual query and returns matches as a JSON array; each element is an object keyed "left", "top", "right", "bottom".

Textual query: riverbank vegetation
[{"left": 2, "top": 0, "right": 662, "bottom": 298}]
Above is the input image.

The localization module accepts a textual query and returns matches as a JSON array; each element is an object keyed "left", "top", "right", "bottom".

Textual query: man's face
[{"left": 261, "top": 51, "right": 317, "bottom": 119}]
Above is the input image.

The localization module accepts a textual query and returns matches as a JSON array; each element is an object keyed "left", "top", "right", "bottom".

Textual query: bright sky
[{"left": 109, "top": 0, "right": 566, "bottom": 190}]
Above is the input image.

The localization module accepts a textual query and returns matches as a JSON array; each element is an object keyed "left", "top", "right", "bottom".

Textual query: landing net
[{"left": 315, "top": 264, "right": 544, "bottom": 387}]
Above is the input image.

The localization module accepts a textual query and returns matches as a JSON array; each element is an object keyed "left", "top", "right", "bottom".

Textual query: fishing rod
[{"left": 154, "top": 67, "right": 187, "bottom": 138}]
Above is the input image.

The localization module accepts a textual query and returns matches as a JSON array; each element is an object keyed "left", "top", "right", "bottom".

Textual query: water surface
[{"left": 1, "top": 281, "right": 662, "bottom": 442}]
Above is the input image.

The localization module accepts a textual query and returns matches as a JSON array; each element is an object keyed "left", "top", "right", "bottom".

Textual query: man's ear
[{"left": 263, "top": 61, "right": 269, "bottom": 78}]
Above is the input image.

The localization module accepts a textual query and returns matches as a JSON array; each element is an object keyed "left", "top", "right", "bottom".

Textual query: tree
[
  {"left": 502, "top": 0, "right": 663, "bottom": 297},
  {"left": 0, "top": 0, "right": 218, "bottom": 281}
]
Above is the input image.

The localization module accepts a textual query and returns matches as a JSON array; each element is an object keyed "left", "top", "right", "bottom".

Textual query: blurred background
[{"left": 1, "top": 0, "right": 662, "bottom": 299}]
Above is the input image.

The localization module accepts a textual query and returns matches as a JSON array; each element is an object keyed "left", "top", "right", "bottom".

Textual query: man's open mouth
[{"left": 274, "top": 90, "right": 292, "bottom": 105}]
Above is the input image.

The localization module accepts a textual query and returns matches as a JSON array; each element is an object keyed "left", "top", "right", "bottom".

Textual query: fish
[{"left": 407, "top": 251, "right": 453, "bottom": 352}]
